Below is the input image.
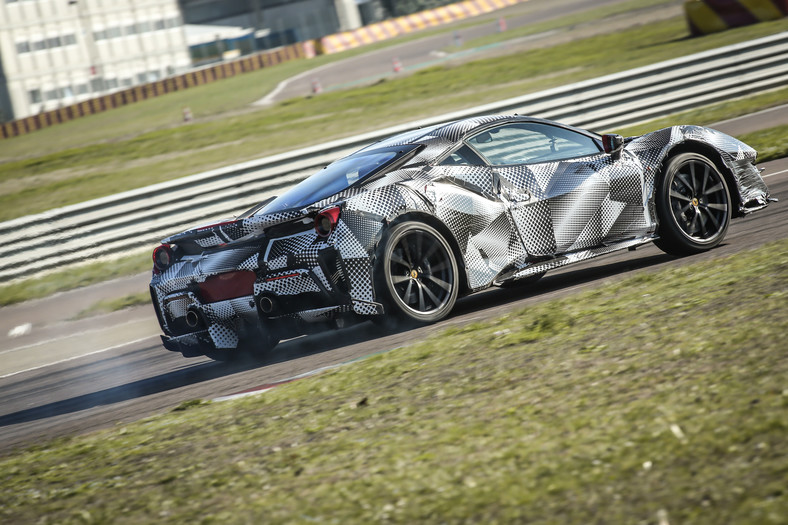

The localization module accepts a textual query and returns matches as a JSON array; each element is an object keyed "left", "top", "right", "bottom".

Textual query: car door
[
  {"left": 465, "top": 121, "right": 648, "bottom": 257},
  {"left": 431, "top": 145, "right": 527, "bottom": 290}
]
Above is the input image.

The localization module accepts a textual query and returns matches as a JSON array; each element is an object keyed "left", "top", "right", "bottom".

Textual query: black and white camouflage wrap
[{"left": 150, "top": 115, "right": 770, "bottom": 355}]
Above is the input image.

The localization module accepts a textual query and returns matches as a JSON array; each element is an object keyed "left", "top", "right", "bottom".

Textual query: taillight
[
  {"left": 315, "top": 206, "right": 341, "bottom": 238},
  {"left": 197, "top": 270, "right": 256, "bottom": 303},
  {"left": 152, "top": 244, "right": 175, "bottom": 274}
]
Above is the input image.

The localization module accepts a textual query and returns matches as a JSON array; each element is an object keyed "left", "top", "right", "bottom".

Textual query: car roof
[{"left": 374, "top": 114, "right": 572, "bottom": 148}]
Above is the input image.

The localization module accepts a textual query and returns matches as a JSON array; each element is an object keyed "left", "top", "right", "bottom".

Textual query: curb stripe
[
  {"left": 685, "top": 0, "right": 787, "bottom": 35},
  {"left": 319, "top": 0, "right": 526, "bottom": 54}
]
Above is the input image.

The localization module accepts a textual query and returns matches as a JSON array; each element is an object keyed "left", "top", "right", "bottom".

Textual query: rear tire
[
  {"left": 654, "top": 153, "right": 731, "bottom": 256},
  {"left": 376, "top": 221, "right": 459, "bottom": 324}
]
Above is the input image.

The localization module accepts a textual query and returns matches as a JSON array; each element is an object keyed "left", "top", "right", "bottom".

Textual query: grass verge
[
  {"left": 0, "top": 251, "right": 150, "bottom": 307},
  {"left": 71, "top": 291, "right": 152, "bottom": 320},
  {"left": 0, "top": 14, "right": 785, "bottom": 221},
  {"left": 1, "top": 238, "right": 786, "bottom": 523},
  {"left": 739, "top": 124, "right": 788, "bottom": 163},
  {"left": 612, "top": 85, "right": 788, "bottom": 134}
]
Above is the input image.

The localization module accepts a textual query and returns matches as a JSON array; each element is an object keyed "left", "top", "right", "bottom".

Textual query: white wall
[{"left": 0, "top": 0, "right": 191, "bottom": 120}]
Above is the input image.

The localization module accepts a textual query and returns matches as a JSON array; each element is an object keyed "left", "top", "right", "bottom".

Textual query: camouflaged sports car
[{"left": 150, "top": 115, "right": 771, "bottom": 359}]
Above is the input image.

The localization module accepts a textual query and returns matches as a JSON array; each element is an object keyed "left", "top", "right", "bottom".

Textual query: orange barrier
[
  {"left": 320, "top": 0, "right": 524, "bottom": 54},
  {"left": 0, "top": 42, "right": 309, "bottom": 140},
  {"left": 684, "top": 0, "right": 787, "bottom": 36}
]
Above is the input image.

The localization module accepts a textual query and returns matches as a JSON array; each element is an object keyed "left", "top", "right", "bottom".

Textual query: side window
[
  {"left": 440, "top": 144, "right": 484, "bottom": 166},
  {"left": 467, "top": 122, "right": 601, "bottom": 165}
]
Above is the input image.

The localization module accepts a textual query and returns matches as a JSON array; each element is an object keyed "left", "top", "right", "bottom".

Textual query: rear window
[{"left": 259, "top": 144, "right": 418, "bottom": 214}]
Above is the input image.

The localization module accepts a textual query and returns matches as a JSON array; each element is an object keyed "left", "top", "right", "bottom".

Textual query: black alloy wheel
[
  {"left": 654, "top": 153, "right": 732, "bottom": 256},
  {"left": 379, "top": 222, "right": 459, "bottom": 323}
]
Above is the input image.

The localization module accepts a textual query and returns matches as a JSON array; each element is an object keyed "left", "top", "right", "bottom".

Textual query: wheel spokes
[
  {"left": 420, "top": 281, "right": 442, "bottom": 309},
  {"left": 704, "top": 181, "right": 724, "bottom": 195},
  {"left": 425, "top": 274, "right": 453, "bottom": 292},
  {"left": 702, "top": 206, "right": 721, "bottom": 231},
  {"left": 390, "top": 252, "right": 410, "bottom": 269},
  {"left": 389, "top": 230, "right": 454, "bottom": 314},
  {"left": 670, "top": 189, "right": 692, "bottom": 202},
  {"left": 675, "top": 172, "right": 694, "bottom": 193},
  {"left": 416, "top": 282, "right": 426, "bottom": 311},
  {"left": 390, "top": 274, "right": 410, "bottom": 285},
  {"left": 669, "top": 160, "right": 729, "bottom": 242}
]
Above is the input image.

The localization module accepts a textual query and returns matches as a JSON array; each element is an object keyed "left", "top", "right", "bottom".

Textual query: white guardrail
[{"left": 1, "top": 31, "right": 787, "bottom": 283}]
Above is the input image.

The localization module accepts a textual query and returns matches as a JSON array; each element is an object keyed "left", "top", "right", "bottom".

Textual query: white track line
[
  {"left": 253, "top": 61, "right": 338, "bottom": 106},
  {"left": 0, "top": 335, "right": 158, "bottom": 380},
  {"left": 763, "top": 168, "right": 788, "bottom": 178}
]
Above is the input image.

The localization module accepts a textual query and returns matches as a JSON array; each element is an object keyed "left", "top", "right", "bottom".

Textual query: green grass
[
  {"left": 741, "top": 124, "right": 788, "bottom": 163},
  {"left": 71, "top": 291, "right": 152, "bottom": 320},
  {"left": 0, "top": 250, "right": 150, "bottom": 307},
  {"left": 1, "top": 238, "right": 786, "bottom": 524},
  {"left": 613, "top": 86, "right": 788, "bottom": 137},
  {"left": 0, "top": 15, "right": 786, "bottom": 222},
  {"left": 449, "top": 0, "right": 681, "bottom": 52}
]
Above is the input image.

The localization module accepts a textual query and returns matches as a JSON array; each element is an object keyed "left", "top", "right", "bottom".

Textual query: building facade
[
  {"left": 0, "top": 0, "right": 191, "bottom": 121},
  {"left": 181, "top": 0, "right": 361, "bottom": 63}
]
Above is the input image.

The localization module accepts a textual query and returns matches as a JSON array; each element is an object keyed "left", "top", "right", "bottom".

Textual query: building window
[
  {"left": 154, "top": 20, "right": 165, "bottom": 31},
  {"left": 31, "top": 40, "right": 46, "bottom": 51},
  {"left": 75, "top": 84, "right": 89, "bottom": 95},
  {"left": 16, "top": 42, "right": 30, "bottom": 54},
  {"left": 94, "top": 30, "right": 107, "bottom": 41},
  {"left": 125, "top": 24, "right": 137, "bottom": 35},
  {"left": 46, "top": 36, "right": 62, "bottom": 48},
  {"left": 90, "top": 78, "right": 105, "bottom": 92},
  {"left": 63, "top": 34, "right": 77, "bottom": 46},
  {"left": 29, "top": 89, "right": 42, "bottom": 104},
  {"left": 44, "top": 89, "right": 58, "bottom": 101}
]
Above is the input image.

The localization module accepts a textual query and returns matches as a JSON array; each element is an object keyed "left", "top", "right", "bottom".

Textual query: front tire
[
  {"left": 377, "top": 221, "right": 459, "bottom": 324},
  {"left": 654, "top": 153, "right": 731, "bottom": 256}
]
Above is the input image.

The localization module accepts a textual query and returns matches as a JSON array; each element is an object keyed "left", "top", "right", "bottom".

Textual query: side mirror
[{"left": 602, "top": 134, "right": 624, "bottom": 157}]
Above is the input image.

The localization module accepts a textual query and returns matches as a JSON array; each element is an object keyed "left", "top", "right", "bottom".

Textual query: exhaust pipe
[
  {"left": 259, "top": 296, "right": 275, "bottom": 314},
  {"left": 185, "top": 309, "right": 201, "bottom": 328}
]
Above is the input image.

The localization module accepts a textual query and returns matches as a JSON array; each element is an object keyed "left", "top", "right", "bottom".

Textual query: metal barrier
[{"left": 1, "top": 31, "right": 787, "bottom": 283}]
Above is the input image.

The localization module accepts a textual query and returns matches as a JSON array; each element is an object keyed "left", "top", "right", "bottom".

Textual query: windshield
[{"left": 258, "top": 144, "right": 418, "bottom": 214}]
